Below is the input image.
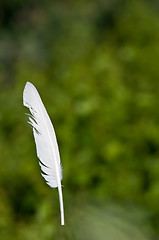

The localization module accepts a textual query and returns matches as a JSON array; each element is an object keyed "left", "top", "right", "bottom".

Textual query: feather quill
[{"left": 23, "top": 82, "right": 64, "bottom": 225}]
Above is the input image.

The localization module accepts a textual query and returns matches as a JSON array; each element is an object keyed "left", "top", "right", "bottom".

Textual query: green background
[{"left": 0, "top": 0, "right": 159, "bottom": 239}]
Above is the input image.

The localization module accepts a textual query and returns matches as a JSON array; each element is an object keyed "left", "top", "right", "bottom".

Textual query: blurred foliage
[
  {"left": 66, "top": 201, "right": 153, "bottom": 240},
  {"left": 0, "top": 0, "right": 159, "bottom": 239}
]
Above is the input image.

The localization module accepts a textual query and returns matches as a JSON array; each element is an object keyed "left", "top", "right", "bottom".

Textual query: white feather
[{"left": 23, "top": 82, "right": 64, "bottom": 225}]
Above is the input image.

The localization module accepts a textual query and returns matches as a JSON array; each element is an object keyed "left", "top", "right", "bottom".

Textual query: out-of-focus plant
[{"left": 67, "top": 202, "right": 152, "bottom": 240}]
